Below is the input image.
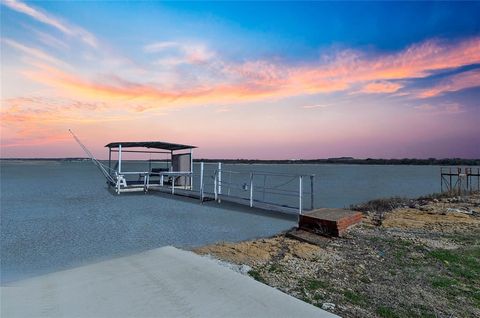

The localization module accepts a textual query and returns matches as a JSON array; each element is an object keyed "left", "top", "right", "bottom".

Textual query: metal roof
[{"left": 105, "top": 141, "right": 196, "bottom": 151}]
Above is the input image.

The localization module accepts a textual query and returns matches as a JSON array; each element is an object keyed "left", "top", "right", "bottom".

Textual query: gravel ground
[{"left": 194, "top": 192, "right": 480, "bottom": 318}]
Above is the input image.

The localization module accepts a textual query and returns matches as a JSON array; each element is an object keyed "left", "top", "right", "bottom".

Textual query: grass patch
[
  {"left": 430, "top": 276, "right": 458, "bottom": 288},
  {"left": 429, "top": 247, "right": 480, "bottom": 283},
  {"left": 248, "top": 269, "right": 265, "bottom": 283},
  {"left": 302, "top": 278, "right": 329, "bottom": 291},
  {"left": 267, "top": 263, "right": 283, "bottom": 273},
  {"left": 429, "top": 250, "right": 460, "bottom": 263},
  {"left": 376, "top": 306, "right": 400, "bottom": 318},
  {"left": 343, "top": 290, "right": 367, "bottom": 305},
  {"left": 404, "top": 305, "right": 436, "bottom": 318},
  {"left": 351, "top": 197, "right": 409, "bottom": 213}
]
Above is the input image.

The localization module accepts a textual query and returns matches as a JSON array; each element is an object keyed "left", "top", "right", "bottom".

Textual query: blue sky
[{"left": 1, "top": 1, "right": 479, "bottom": 158}]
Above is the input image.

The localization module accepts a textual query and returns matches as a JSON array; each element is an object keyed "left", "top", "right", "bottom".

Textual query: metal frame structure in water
[{"left": 441, "top": 167, "right": 480, "bottom": 193}]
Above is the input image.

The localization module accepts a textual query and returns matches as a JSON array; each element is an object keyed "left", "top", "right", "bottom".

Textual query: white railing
[{"left": 196, "top": 163, "right": 315, "bottom": 215}]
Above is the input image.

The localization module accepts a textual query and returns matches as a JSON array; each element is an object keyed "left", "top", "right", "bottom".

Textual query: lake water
[{"left": 0, "top": 160, "right": 458, "bottom": 283}]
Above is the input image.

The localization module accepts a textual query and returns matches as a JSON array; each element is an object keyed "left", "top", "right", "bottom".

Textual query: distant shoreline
[{"left": 1, "top": 157, "right": 479, "bottom": 166}]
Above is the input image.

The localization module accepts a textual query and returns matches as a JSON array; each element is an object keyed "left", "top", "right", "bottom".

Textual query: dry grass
[{"left": 195, "top": 192, "right": 480, "bottom": 318}]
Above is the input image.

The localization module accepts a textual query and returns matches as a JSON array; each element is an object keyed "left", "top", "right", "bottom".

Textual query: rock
[
  {"left": 322, "top": 303, "right": 336, "bottom": 310},
  {"left": 447, "top": 208, "right": 473, "bottom": 215}
]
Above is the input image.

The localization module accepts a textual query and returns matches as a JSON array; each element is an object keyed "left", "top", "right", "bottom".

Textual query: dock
[
  {"left": 298, "top": 208, "right": 363, "bottom": 237},
  {"left": 70, "top": 132, "right": 317, "bottom": 216}
]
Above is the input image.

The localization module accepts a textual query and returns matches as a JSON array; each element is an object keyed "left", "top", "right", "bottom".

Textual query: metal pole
[
  {"left": 249, "top": 173, "right": 254, "bottom": 207},
  {"left": 299, "top": 176, "right": 303, "bottom": 215},
  {"left": 190, "top": 148, "right": 194, "bottom": 189},
  {"left": 214, "top": 171, "right": 218, "bottom": 201},
  {"left": 200, "top": 162, "right": 204, "bottom": 202},
  {"left": 108, "top": 148, "right": 111, "bottom": 175},
  {"left": 441, "top": 168, "right": 443, "bottom": 193},
  {"left": 118, "top": 144, "right": 122, "bottom": 173},
  {"left": 218, "top": 162, "right": 222, "bottom": 202},
  {"left": 310, "top": 175, "right": 315, "bottom": 210},
  {"left": 228, "top": 171, "right": 231, "bottom": 196},
  {"left": 172, "top": 176, "right": 175, "bottom": 195}
]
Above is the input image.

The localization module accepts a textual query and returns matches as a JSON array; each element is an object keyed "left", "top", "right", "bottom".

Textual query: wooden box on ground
[{"left": 298, "top": 208, "right": 362, "bottom": 237}]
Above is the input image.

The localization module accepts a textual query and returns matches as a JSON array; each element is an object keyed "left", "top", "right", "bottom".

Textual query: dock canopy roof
[{"left": 105, "top": 141, "right": 196, "bottom": 151}]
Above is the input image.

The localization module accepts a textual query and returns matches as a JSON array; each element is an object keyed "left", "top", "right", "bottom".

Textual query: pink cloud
[
  {"left": 417, "top": 68, "right": 480, "bottom": 98},
  {"left": 8, "top": 37, "right": 480, "bottom": 112}
]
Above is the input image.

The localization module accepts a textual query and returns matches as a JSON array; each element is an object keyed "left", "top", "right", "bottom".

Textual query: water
[
  {"left": 0, "top": 160, "right": 295, "bottom": 284},
  {"left": 0, "top": 160, "right": 457, "bottom": 283}
]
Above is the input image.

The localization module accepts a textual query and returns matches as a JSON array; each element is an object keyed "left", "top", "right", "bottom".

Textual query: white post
[
  {"left": 218, "top": 162, "right": 222, "bottom": 202},
  {"left": 172, "top": 176, "right": 175, "bottom": 195},
  {"left": 310, "top": 175, "right": 315, "bottom": 210},
  {"left": 250, "top": 173, "right": 254, "bottom": 207},
  {"left": 118, "top": 144, "right": 122, "bottom": 173},
  {"left": 214, "top": 171, "right": 218, "bottom": 201},
  {"left": 200, "top": 162, "right": 204, "bottom": 201},
  {"left": 299, "top": 176, "right": 303, "bottom": 215},
  {"left": 190, "top": 148, "right": 194, "bottom": 189}
]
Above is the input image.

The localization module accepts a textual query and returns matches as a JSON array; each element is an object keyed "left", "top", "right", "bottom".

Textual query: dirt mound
[
  {"left": 381, "top": 208, "right": 480, "bottom": 232},
  {"left": 194, "top": 236, "right": 324, "bottom": 266}
]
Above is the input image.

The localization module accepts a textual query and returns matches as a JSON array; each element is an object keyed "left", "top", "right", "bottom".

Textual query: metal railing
[
  {"left": 92, "top": 159, "right": 315, "bottom": 215},
  {"left": 197, "top": 162, "right": 315, "bottom": 214}
]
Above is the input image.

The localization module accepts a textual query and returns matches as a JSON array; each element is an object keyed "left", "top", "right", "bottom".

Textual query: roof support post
[
  {"left": 118, "top": 144, "right": 122, "bottom": 174},
  {"left": 108, "top": 147, "right": 112, "bottom": 176}
]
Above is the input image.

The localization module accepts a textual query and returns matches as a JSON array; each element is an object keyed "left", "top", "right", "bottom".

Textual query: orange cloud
[
  {"left": 11, "top": 37, "right": 480, "bottom": 111},
  {"left": 417, "top": 68, "right": 480, "bottom": 98}
]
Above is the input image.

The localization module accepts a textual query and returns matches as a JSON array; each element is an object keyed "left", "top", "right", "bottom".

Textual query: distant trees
[{"left": 195, "top": 158, "right": 480, "bottom": 166}]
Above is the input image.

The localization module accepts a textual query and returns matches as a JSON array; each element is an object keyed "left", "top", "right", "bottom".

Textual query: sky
[{"left": 1, "top": 1, "right": 480, "bottom": 159}]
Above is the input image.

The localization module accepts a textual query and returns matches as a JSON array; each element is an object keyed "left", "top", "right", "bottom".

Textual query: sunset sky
[{"left": 1, "top": 1, "right": 479, "bottom": 159}]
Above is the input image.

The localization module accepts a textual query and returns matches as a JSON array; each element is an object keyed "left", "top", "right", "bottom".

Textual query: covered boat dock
[{"left": 105, "top": 141, "right": 196, "bottom": 194}]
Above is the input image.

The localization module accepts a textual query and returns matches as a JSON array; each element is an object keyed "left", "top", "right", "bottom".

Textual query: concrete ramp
[{"left": 2, "top": 246, "right": 337, "bottom": 318}]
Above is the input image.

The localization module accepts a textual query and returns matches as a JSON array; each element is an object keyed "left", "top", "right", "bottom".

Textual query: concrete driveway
[{"left": 2, "top": 246, "right": 338, "bottom": 318}]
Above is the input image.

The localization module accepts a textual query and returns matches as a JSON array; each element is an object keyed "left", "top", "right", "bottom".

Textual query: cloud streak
[
  {"left": 358, "top": 81, "right": 403, "bottom": 94},
  {"left": 2, "top": 0, "right": 97, "bottom": 47},
  {"left": 417, "top": 68, "right": 480, "bottom": 98},
  {"left": 3, "top": 38, "right": 66, "bottom": 66}
]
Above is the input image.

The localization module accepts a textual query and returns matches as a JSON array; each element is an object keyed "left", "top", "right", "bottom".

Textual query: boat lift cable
[{"left": 68, "top": 129, "right": 115, "bottom": 183}]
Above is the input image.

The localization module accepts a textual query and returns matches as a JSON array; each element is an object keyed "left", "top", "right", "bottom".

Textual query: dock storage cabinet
[{"left": 172, "top": 153, "right": 192, "bottom": 187}]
